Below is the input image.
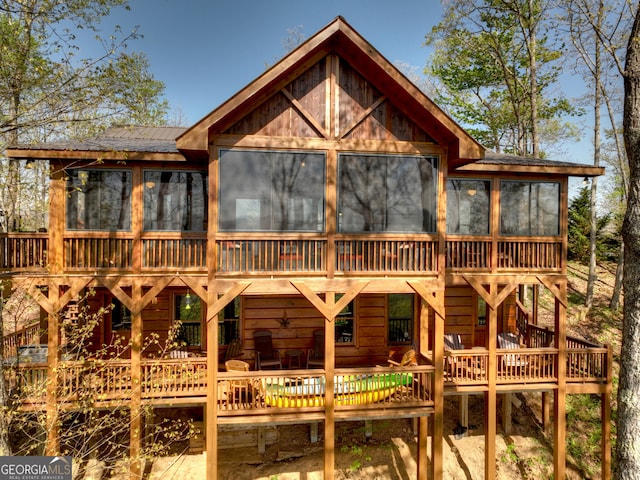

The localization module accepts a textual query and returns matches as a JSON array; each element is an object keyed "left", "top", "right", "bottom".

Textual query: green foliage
[
  {"left": 567, "top": 186, "right": 615, "bottom": 263},
  {"left": 425, "top": 0, "right": 579, "bottom": 156}
]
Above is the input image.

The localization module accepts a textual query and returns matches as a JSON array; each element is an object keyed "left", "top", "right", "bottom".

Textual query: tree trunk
[
  {"left": 0, "top": 289, "right": 11, "bottom": 455},
  {"left": 617, "top": 8, "right": 640, "bottom": 480},
  {"left": 610, "top": 242, "right": 624, "bottom": 311}
]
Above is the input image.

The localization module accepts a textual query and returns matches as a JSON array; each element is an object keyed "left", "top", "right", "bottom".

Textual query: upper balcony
[{"left": 1, "top": 232, "right": 563, "bottom": 276}]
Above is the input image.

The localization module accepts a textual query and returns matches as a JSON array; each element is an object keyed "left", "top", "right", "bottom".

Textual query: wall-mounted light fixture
[{"left": 184, "top": 291, "right": 192, "bottom": 310}]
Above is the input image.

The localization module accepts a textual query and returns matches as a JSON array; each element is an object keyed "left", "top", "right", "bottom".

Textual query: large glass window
[
  {"left": 446, "top": 179, "right": 491, "bottom": 235},
  {"left": 388, "top": 294, "right": 414, "bottom": 345},
  {"left": 219, "top": 149, "right": 326, "bottom": 232},
  {"left": 143, "top": 170, "right": 207, "bottom": 231},
  {"left": 337, "top": 154, "right": 438, "bottom": 233},
  {"left": 500, "top": 181, "right": 560, "bottom": 236},
  {"left": 66, "top": 170, "right": 131, "bottom": 230}
]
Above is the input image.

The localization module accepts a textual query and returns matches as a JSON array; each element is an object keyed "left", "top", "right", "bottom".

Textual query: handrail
[{"left": 3, "top": 323, "right": 41, "bottom": 358}]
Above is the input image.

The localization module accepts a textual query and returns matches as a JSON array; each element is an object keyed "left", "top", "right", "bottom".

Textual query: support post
[
  {"left": 429, "top": 296, "right": 444, "bottom": 480},
  {"left": 129, "top": 281, "right": 143, "bottom": 480},
  {"left": 485, "top": 303, "right": 498, "bottom": 480},
  {"left": 45, "top": 286, "right": 60, "bottom": 456},
  {"left": 324, "top": 292, "right": 336, "bottom": 480},
  {"left": 553, "top": 282, "right": 567, "bottom": 480}
]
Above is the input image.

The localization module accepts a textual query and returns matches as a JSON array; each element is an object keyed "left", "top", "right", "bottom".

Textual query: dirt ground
[{"left": 135, "top": 393, "right": 572, "bottom": 480}]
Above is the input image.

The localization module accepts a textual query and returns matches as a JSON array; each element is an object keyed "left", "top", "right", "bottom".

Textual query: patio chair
[
  {"left": 498, "top": 332, "right": 528, "bottom": 369},
  {"left": 444, "top": 334, "right": 466, "bottom": 379},
  {"left": 388, "top": 349, "right": 416, "bottom": 367},
  {"left": 306, "top": 329, "right": 325, "bottom": 368},
  {"left": 219, "top": 337, "right": 244, "bottom": 369},
  {"left": 224, "top": 359, "right": 252, "bottom": 404},
  {"left": 254, "top": 330, "right": 282, "bottom": 370}
]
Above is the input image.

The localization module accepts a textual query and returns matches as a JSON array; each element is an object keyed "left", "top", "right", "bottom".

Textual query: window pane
[
  {"left": 218, "top": 297, "right": 241, "bottom": 346},
  {"left": 66, "top": 170, "right": 131, "bottom": 230},
  {"left": 500, "top": 181, "right": 560, "bottom": 235},
  {"left": 388, "top": 294, "right": 413, "bottom": 344},
  {"left": 338, "top": 154, "right": 438, "bottom": 232},
  {"left": 175, "top": 293, "right": 202, "bottom": 347},
  {"left": 219, "top": 150, "right": 326, "bottom": 232},
  {"left": 446, "top": 179, "right": 490, "bottom": 235},
  {"left": 143, "top": 171, "right": 207, "bottom": 231},
  {"left": 335, "top": 296, "right": 354, "bottom": 344}
]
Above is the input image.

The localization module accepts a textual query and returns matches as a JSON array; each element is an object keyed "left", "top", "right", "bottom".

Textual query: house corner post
[
  {"left": 205, "top": 280, "right": 219, "bottom": 480},
  {"left": 129, "top": 280, "right": 143, "bottom": 480}
]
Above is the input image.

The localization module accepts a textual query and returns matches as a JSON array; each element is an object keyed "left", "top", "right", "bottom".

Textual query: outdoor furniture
[
  {"left": 387, "top": 349, "right": 416, "bottom": 367},
  {"left": 224, "top": 359, "right": 252, "bottom": 405},
  {"left": 498, "top": 332, "right": 528, "bottom": 368},
  {"left": 306, "top": 329, "right": 324, "bottom": 369},
  {"left": 285, "top": 350, "right": 303, "bottom": 369},
  {"left": 253, "top": 330, "right": 282, "bottom": 370}
]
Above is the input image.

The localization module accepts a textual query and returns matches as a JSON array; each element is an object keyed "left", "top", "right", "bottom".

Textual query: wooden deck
[
  {"left": 1, "top": 233, "right": 563, "bottom": 274},
  {"left": 5, "top": 341, "right": 609, "bottom": 413}
]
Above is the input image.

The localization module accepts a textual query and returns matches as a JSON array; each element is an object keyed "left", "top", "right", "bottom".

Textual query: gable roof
[{"left": 175, "top": 16, "right": 484, "bottom": 166}]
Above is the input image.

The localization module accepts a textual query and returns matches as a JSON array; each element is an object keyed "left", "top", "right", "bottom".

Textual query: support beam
[
  {"left": 324, "top": 292, "right": 336, "bottom": 480},
  {"left": 485, "top": 303, "right": 498, "bottom": 480},
  {"left": 430, "top": 295, "right": 445, "bottom": 480},
  {"left": 129, "top": 280, "right": 143, "bottom": 479},
  {"left": 45, "top": 286, "right": 59, "bottom": 456},
  {"left": 553, "top": 281, "right": 567, "bottom": 480}
]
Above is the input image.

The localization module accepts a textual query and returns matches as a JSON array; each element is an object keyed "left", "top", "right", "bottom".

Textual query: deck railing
[
  {"left": 0, "top": 233, "right": 48, "bottom": 270},
  {"left": 335, "top": 239, "right": 438, "bottom": 273},
  {"left": 64, "top": 234, "right": 133, "bottom": 270},
  {"left": 3, "top": 323, "right": 41, "bottom": 359},
  {"left": 497, "top": 238, "right": 562, "bottom": 270},
  {"left": 446, "top": 238, "right": 491, "bottom": 269},
  {"left": 4, "top": 232, "right": 564, "bottom": 274},
  {"left": 6, "top": 361, "right": 433, "bottom": 413}
]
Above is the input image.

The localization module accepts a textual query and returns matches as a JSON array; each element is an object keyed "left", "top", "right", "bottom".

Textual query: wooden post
[
  {"left": 542, "top": 391, "right": 551, "bottom": 431},
  {"left": 601, "top": 344, "right": 613, "bottom": 480},
  {"left": 129, "top": 280, "right": 143, "bottom": 479},
  {"left": 45, "top": 285, "right": 59, "bottom": 456},
  {"left": 430, "top": 297, "right": 444, "bottom": 480},
  {"left": 553, "top": 281, "right": 567, "bottom": 480},
  {"left": 418, "top": 416, "right": 428, "bottom": 479},
  {"left": 502, "top": 393, "right": 512, "bottom": 435},
  {"left": 324, "top": 292, "right": 336, "bottom": 480},
  {"left": 205, "top": 286, "right": 219, "bottom": 480},
  {"left": 485, "top": 303, "right": 497, "bottom": 480}
]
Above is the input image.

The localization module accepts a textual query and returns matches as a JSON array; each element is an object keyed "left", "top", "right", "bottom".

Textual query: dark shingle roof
[{"left": 10, "top": 126, "right": 188, "bottom": 154}]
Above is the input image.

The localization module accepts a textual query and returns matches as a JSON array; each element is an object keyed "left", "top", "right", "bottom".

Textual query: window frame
[
  {"left": 335, "top": 294, "right": 355, "bottom": 346},
  {"left": 218, "top": 296, "right": 241, "bottom": 346},
  {"left": 174, "top": 292, "right": 204, "bottom": 349},
  {"left": 499, "top": 180, "right": 561, "bottom": 236},
  {"left": 218, "top": 148, "right": 327, "bottom": 233},
  {"left": 387, "top": 293, "right": 415, "bottom": 346},
  {"left": 337, "top": 153, "right": 439, "bottom": 233},
  {"left": 65, "top": 168, "right": 132, "bottom": 231},
  {"left": 446, "top": 177, "right": 491, "bottom": 235},
  {"left": 142, "top": 168, "right": 208, "bottom": 232}
]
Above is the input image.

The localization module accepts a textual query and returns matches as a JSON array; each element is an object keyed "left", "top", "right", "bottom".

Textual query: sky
[
  {"left": 102, "top": 0, "right": 442, "bottom": 125},
  {"left": 87, "top": 0, "right": 595, "bottom": 182}
]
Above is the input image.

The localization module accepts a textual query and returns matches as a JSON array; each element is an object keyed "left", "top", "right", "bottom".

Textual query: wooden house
[{"left": 2, "top": 17, "right": 610, "bottom": 480}]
